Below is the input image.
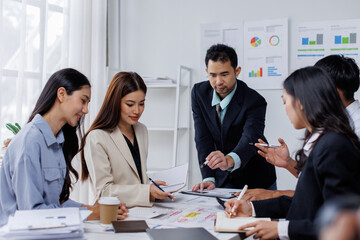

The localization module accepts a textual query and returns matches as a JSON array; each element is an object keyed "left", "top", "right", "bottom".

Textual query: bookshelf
[{"left": 141, "top": 66, "right": 192, "bottom": 171}]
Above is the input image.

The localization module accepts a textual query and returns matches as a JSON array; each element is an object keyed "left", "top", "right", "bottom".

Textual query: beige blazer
[{"left": 84, "top": 122, "right": 152, "bottom": 207}]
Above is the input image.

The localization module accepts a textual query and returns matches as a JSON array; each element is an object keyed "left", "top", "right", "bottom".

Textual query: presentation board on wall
[
  {"left": 200, "top": 18, "right": 288, "bottom": 90},
  {"left": 243, "top": 18, "right": 288, "bottom": 90},
  {"left": 201, "top": 18, "right": 360, "bottom": 90},
  {"left": 200, "top": 22, "right": 244, "bottom": 81},
  {"left": 292, "top": 19, "right": 360, "bottom": 70}
]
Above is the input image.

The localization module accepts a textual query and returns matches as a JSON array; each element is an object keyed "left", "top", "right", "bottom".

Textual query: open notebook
[{"left": 214, "top": 211, "right": 271, "bottom": 232}]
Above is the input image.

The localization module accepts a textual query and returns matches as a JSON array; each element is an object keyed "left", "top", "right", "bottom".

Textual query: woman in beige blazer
[{"left": 79, "top": 72, "right": 173, "bottom": 207}]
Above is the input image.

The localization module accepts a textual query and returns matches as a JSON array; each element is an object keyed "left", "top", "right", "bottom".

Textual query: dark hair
[
  {"left": 316, "top": 194, "right": 360, "bottom": 234},
  {"left": 315, "top": 55, "right": 360, "bottom": 100},
  {"left": 80, "top": 72, "right": 147, "bottom": 181},
  {"left": 283, "top": 66, "right": 360, "bottom": 171},
  {"left": 28, "top": 68, "right": 91, "bottom": 203},
  {"left": 205, "top": 44, "right": 238, "bottom": 70}
]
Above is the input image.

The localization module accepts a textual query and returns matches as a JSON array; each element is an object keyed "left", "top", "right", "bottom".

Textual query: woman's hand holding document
[{"left": 147, "top": 163, "right": 188, "bottom": 193}]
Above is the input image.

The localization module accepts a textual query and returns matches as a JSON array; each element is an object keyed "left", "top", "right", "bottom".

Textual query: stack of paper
[
  {"left": 142, "top": 75, "right": 175, "bottom": 85},
  {"left": 0, "top": 208, "right": 85, "bottom": 239},
  {"left": 147, "top": 163, "right": 188, "bottom": 192}
]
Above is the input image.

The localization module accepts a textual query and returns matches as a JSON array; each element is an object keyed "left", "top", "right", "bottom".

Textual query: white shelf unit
[{"left": 141, "top": 66, "right": 192, "bottom": 171}]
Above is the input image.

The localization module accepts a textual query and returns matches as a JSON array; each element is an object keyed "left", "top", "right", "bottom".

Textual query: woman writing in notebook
[
  {"left": 80, "top": 72, "right": 173, "bottom": 207},
  {"left": 225, "top": 66, "right": 360, "bottom": 240},
  {"left": 0, "top": 69, "right": 128, "bottom": 226}
]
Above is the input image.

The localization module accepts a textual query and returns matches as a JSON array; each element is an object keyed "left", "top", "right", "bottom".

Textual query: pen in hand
[
  {"left": 229, "top": 184, "right": 248, "bottom": 216},
  {"left": 249, "top": 143, "right": 280, "bottom": 148},
  {"left": 200, "top": 160, "right": 209, "bottom": 168},
  {"left": 149, "top": 178, "right": 173, "bottom": 201}
]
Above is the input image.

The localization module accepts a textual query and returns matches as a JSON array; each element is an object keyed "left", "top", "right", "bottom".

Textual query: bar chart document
[
  {"left": 243, "top": 18, "right": 288, "bottom": 89},
  {"left": 293, "top": 19, "right": 360, "bottom": 70}
]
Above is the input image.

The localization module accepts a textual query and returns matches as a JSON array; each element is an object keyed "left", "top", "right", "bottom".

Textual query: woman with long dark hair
[
  {"left": 80, "top": 72, "right": 173, "bottom": 207},
  {"left": 0, "top": 68, "right": 127, "bottom": 226},
  {"left": 224, "top": 66, "right": 360, "bottom": 240}
]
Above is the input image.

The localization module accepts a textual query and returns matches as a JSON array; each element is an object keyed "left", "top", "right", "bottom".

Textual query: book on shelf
[{"left": 142, "top": 75, "right": 175, "bottom": 85}]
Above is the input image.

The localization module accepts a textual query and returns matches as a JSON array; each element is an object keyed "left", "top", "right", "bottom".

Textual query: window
[{"left": 0, "top": 0, "right": 67, "bottom": 143}]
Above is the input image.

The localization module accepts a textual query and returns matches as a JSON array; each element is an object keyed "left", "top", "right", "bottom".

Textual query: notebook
[
  {"left": 111, "top": 220, "right": 149, "bottom": 233},
  {"left": 146, "top": 227, "right": 218, "bottom": 240},
  {"left": 214, "top": 211, "right": 271, "bottom": 232}
]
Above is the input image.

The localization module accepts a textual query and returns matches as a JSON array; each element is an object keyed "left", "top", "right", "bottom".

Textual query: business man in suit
[{"left": 191, "top": 44, "right": 276, "bottom": 192}]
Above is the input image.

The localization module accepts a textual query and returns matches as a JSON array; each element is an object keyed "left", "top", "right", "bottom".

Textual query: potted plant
[{"left": 3, "top": 123, "right": 21, "bottom": 148}]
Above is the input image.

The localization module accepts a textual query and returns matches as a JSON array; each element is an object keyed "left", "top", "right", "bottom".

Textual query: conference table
[{"left": 84, "top": 192, "right": 252, "bottom": 240}]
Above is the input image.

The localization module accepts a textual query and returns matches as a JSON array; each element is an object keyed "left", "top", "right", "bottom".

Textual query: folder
[{"left": 111, "top": 220, "right": 149, "bottom": 233}]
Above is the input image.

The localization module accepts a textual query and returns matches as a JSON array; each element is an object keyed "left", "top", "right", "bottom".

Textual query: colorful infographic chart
[
  {"left": 244, "top": 18, "right": 288, "bottom": 89},
  {"left": 293, "top": 19, "right": 360, "bottom": 70},
  {"left": 251, "top": 37, "right": 261, "bottom": 47}
]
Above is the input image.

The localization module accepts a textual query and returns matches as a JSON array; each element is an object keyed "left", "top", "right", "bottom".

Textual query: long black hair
[
  {"left": 283, "top": 66, "right": 360, "bottom": 171},
  {"left": 28, "top": 68, "right": 91, "bottom": 203}
]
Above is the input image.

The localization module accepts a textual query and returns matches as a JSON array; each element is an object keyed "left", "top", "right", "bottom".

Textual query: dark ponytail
[{"left": 28, "top": 68, "right": 91, "bottom": 203}]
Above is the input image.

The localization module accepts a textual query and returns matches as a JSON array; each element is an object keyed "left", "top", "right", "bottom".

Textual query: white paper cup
[{"left": 99, "top": 197, "right": 120, "bottom": 225}]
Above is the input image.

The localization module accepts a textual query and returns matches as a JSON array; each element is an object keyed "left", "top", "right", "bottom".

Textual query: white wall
[{"left": 119, "top": 0, "right": 360, "bottom": 190}]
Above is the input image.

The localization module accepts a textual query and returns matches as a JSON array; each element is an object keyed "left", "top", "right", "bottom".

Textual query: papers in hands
[
  {"left": 147, "top": 163, "right": 188, "bottom": 193},
  {"left": 214, "top": 211, "right": 270, "bottom": 232}
]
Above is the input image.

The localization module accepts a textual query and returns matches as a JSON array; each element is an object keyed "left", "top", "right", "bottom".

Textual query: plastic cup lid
[{"left": 98, "top": 196, "right": 120, "bottom": 205}]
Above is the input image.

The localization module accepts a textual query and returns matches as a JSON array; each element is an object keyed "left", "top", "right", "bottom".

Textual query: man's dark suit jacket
[
  {"left": 191, "top": 79, "right": 276, "bottom": 189},
  {"left": 253, "top": 132, "right": 360, "bottom": 240}
]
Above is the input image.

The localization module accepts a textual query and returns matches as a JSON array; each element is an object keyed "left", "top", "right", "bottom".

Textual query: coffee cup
[{"left": 98, "top": 196, "right": 120, "bottom": 225}]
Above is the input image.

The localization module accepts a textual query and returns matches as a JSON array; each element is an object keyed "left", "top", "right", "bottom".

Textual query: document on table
[
  {"left": 214, "top": 211, "right": 270, "bottom": 232},
  {"left": 129, "top": 205, "right": 175, "bottom": 219},
  {"left": 9, "top": 207, "right": 81, "bottom": 230},
  {"left": 0, "top": 208, "right": 84, "bottom": 239},
  {"left": 147, "top": 163, "right": 188, "bottom": 192},
  {"left": 181, "top": 187, "right": 240, "bottom": 199}
]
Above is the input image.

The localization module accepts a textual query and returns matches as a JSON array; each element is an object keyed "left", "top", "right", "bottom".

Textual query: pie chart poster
[{"left": 244, "top": 18, "right": 288, "bottom": 89}]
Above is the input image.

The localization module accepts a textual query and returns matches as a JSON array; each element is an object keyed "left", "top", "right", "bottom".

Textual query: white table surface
[{"left": 84, "top": 192, "right": 253, "bottom": 240}]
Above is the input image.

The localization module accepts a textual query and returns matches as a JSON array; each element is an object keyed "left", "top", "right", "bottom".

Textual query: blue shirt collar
[
  {"left": 33, "top": 114, "right": 65, "bottom": 147},
  {"left": 211, "top": 81, "right": 238, "bottom": 109}
]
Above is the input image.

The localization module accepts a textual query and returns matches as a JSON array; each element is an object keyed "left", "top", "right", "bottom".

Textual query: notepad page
[
  {"left": 215, "top": 211, "right": 270, "bottom": 230},
  {"left": 147, "top": 163, "right": 188, "bottom": 192}
]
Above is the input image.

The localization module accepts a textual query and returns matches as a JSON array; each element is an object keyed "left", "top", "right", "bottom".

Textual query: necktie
[{"left": 216, "top": 104, "right": 222, "bottom": 128}]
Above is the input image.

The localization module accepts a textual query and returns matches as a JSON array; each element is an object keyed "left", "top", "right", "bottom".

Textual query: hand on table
[
  {"left": 191, "top": 181, "right": 215, "bottom": 192},
  {"left": 236, "top": 188, "right": 295, "bottom": 201},
  {"left": 239, "top": 220, "right": 279, "bottom": 240}
]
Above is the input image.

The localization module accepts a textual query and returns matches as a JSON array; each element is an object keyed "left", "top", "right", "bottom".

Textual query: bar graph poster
[
  {"left": 243, "top": 18, "right": 288, "bottom": 89},
  {"left": 200, "top": 23, "right": 244, "bottom": 80},
  {"left": 293, "top": 19, "right": 360, "bottom": 70}
]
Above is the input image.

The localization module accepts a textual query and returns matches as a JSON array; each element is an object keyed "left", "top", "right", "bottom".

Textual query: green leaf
[
  {"left": 15, "top": 123, "right": 21, "bottom": 130},
  {"left": 6, "top": 124, "right": 17, "bottom": 135}
]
